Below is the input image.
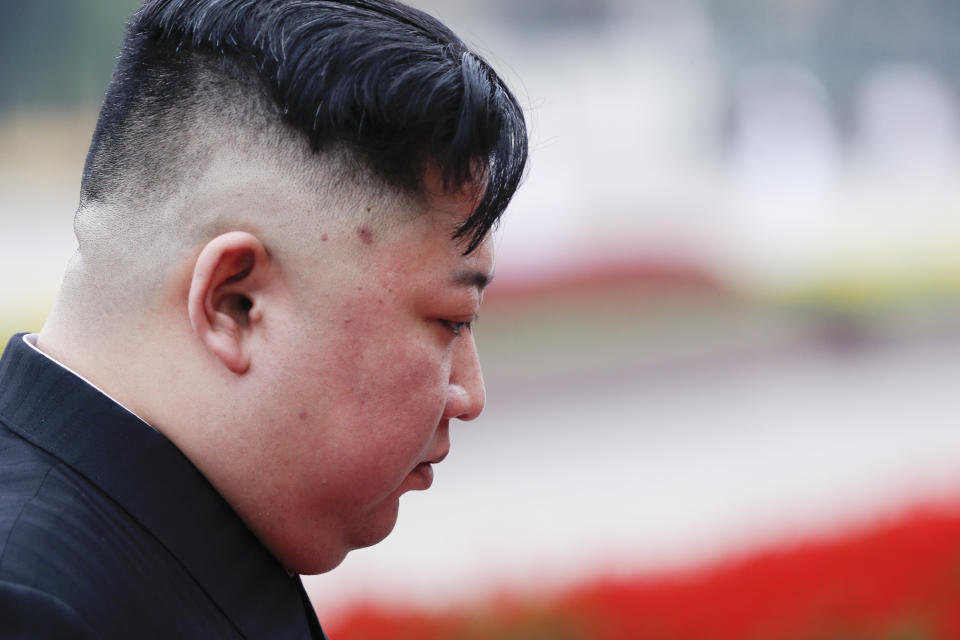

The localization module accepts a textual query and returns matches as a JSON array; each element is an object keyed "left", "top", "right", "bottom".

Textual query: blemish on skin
[
  {"left": 378, "top": 299, "right": 383, "bottom": 305},
  {"left": 356, "top": 225, "right": 374, "bottom": 245},
  {"left": 299, "top": 412, "right": 308, "bottom": 421},
  {"left": 344, "top": 318, "right": 352, "bottom": 325},
  {"left": 321, "top": 233, "right": 328, "bottom": 242}
]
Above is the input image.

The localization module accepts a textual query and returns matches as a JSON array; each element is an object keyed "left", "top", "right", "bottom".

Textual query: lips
[
  {"left": 408, "top": 448, "right": 447, "bottom": 490},
  {"left": 411, "top": 462, "right": 435, "bottom": 489}
]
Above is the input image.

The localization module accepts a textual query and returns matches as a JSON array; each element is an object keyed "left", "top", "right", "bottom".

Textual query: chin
[
  {"left": 275, "top": 542, "right": 350, "bottom": 576},
  {"left": 349, "top": 500, "right": 401, "bottom": 551},
  {"left": 279, "top": 501, "right": 403, "bottom": 575},
  {"left": 297, "top": 553, "right": 348, "bottom": 576}
]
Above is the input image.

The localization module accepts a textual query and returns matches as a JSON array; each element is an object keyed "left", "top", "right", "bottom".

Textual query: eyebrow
[{"left": 450, "top": 269, "right": 494, "bottom": 291}]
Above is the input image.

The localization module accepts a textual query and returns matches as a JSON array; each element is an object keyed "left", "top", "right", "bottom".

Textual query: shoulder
[
  {"left": 0, "top": 424, "right": 63, "bottom": 560},
  {"left": 0, "top": 424, "right": 117, "bottom": 603},
  {"left": 0, "top": 423, "right": 242, "bottom": 639},
  {"left": 0, "top": 580, "right": 98, "bottom": 640},
  {"left": 0, "top": 428, "right": 100, "bottom": 639}
]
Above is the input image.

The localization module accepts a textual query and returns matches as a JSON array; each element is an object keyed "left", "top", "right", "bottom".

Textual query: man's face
[{"left": 220, "top": 177, "right": 493, "bottom": 574}]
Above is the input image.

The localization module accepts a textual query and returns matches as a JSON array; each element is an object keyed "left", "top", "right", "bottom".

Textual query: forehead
[
  {"left": 379, "top": 190, "right": 495, "bottom": 279},
  {"left": 245, "top": 174, "right": 493, "bottom": 311}
]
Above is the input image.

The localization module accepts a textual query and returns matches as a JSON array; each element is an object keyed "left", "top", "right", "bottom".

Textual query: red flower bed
[{"left": 325, "top": 504, "right": 960, "bottom": 639}]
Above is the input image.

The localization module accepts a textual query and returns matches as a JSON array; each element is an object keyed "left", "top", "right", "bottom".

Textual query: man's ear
[{"left": 188, "top": 231, "right": 272, "bottom": 375}]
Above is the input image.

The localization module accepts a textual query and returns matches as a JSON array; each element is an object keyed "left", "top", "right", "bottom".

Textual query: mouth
[
  {"left": 411, "top": 462, "right": 435, "bottom": 489},
  {"left": 409, "top": 448, "right": 448, "bottom": 490}
]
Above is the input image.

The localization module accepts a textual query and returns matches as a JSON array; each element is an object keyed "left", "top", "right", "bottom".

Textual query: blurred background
[{"left": 4, "top": 1, "right": 960, "bottom": 637}]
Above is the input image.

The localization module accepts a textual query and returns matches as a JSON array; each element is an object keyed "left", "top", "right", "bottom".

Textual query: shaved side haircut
[
  {"left": 79, "top": 0, "right": 528, "bottom": 256},
  {"left": 0, "top": 3, "right": 526, "bottom": 635}
]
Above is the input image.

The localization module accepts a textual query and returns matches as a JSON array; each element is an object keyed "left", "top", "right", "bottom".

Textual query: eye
[{"left": 439, "top": 318, "right": 475, "bottom": 336}]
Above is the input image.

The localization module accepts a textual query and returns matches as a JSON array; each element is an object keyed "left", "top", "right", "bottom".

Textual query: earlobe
[{"left": 188, "top": 232, "right": 271, "bottom": 375}]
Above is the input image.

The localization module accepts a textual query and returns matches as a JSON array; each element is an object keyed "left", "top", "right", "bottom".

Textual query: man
[{"left": 0, "top": 0, "right": 527, "bottom": 637}]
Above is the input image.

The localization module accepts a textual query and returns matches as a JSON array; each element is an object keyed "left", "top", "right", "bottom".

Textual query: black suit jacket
[{"left": 0, "top": 334, "right": 327, "bottom": 639}]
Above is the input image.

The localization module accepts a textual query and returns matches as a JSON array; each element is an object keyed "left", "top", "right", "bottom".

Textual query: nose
[{"left": 443, "top": 332, "right": 486, "bottom": 422}]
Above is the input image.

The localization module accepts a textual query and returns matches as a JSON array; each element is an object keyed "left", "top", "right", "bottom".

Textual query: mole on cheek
[{"left": 356, "top": 225, "right": 374, "bottom": 245}]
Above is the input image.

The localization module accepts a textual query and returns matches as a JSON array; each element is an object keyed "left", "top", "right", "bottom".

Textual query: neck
[
  {"left": 39, "top": 302, "right": 131, "bottom": 406},
  {"left": 38, "top": 268, "right": 170, "bottom": 428}
]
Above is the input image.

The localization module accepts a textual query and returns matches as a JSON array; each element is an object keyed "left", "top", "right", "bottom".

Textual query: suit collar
[{"left": 0, "top": 334, "right": 325, "bottom": 639}]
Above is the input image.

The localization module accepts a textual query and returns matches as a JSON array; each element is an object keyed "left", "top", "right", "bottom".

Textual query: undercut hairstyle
[{"left": 80, "top": 0, "right": 528, "bottom": 253}]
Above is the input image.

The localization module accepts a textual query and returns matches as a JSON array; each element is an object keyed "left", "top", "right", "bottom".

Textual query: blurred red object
[{"left": 325, "top": 502, "right": 960, "bottom": 639}]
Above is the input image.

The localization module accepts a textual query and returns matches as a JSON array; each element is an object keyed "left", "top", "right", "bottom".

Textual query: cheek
[
  {"left": 352, "top": 335, "right": 449, "bottom": 423},
  {"left": 335, "top": 298, "right": 450, "bottom": 411},
  {"left": 276, "top": 304, "right": 451, "bottom": 440},
  {"left": 265, "top": 286, "right": 452, "bottom": 425}
]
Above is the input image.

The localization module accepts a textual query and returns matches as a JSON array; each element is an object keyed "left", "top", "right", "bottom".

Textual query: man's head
[{"left": 40, "top": 0, "right": 526, "bottom": 574}]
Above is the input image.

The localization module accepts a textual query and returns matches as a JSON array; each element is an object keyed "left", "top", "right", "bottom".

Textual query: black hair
[{"left": 81, "top": 0, "right": 528, "bottom": 252}]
